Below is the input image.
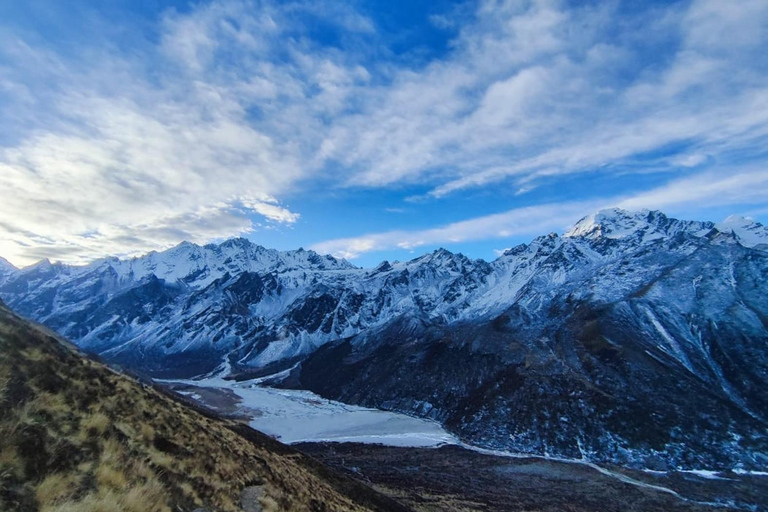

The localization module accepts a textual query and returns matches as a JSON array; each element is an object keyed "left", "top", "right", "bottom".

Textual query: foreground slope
[{"left": 0, "top": 301, "right": 406, "bottom": 512}]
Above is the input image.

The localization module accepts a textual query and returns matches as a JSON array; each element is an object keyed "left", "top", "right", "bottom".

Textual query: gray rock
[{"left": 240, "top": 485, "right": 266, "bottom": 512}]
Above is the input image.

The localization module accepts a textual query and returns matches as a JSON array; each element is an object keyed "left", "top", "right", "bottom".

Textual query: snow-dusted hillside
[
  {"left": 2, "top": 208, "right": 768, "bottom": 470},
  {"left": 0, "top": 256, "right": 17, "bottom": 285}
]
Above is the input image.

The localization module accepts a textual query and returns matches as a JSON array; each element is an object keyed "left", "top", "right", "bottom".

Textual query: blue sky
[{"left": 0, "top": 0, "right": 767, "bottom": 267}]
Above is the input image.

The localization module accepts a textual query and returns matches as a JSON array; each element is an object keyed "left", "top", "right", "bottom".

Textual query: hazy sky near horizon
[{"left": 0, "top": 0, "right": 767, "bottom": 267}]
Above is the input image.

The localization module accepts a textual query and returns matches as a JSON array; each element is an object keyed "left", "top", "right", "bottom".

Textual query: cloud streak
[
  {"left": 312, "top": 168, "right": 768, "bottom": 259},
  {"left": 334, "top": 0, "right": 768, "bottom": 198},
  {"left": 312, "top": 201, "right": 602, "bottom": 260}
]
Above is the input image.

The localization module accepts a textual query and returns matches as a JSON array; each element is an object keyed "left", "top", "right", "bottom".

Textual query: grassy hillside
[{"left": 0, "top": 302, "right": 408, "bottom": 512}]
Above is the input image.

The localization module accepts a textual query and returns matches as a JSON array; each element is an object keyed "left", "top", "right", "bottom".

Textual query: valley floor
[
  {"left": 159, "top": 378, "right": 768, "bottom": 512},
  {"left": 297, "top": 443, "right": 767, "bottom": 512},
  {"left": 163, "top": 377, "right": 457, "bottom": 447}
]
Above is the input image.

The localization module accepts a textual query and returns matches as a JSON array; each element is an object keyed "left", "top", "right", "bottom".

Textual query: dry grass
[
  {"left": 80, "top": 412, "right": 111, "bottom": 438},
  {"left": 45, "top": 481, "right": 169, "bottom": 512},
  {"left": 0, "top": 364, "right": 9, "bottom": 402},
  {"left": 35, "top": 473, "right": 79, "bottom": 507},
  {"left": 94, "top": 465, "right": 127, "bottom": 491},
  {"left": 0, "top": 303, "right": 400, "bottom": 512}
]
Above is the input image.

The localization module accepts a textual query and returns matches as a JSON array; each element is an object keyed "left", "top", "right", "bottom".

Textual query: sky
[{"left": 0, "top": 0, "right": 767, "bottom": 268}]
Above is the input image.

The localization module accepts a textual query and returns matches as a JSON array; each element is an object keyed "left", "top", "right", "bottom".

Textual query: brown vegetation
[{"left": 0, "top": 302, "right": 406, "bottom": 512}]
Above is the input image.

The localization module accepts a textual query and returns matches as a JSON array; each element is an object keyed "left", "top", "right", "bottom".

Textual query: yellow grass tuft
[
  {"left": 147, "top": 446, "right": 175, "bottom": 469},
  {"left": 0, "top": 444, "right": 21, "bottom": 477},
  {"left": 261, "top": 495, "right": 280, "bottom": 512},
  {"left": 0, "top": 364, "right": 9, "bottom": 401},
  {"left": 95, "top": 464, "right": 127, "bottom": 491},
  {"left": 36, "top": 472, "right": 79, "bottom": 507},
  {"left": 45, "top": 481, "right": 170, "bottom": 512},
  {"left": 139, "top": 422, "right": 155, "bottom": 441},
  {"left": 81, "top": 412, "right": 111, "bottom": 438}
]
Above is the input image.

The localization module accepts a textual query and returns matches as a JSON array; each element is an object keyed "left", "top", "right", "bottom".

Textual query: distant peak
[
  {"left": 718, "top": 215, "right": 760, "bottom": 229},
  {"left": 716, "top": 215, "right": 768, "bottom": 249},
  {"left": 32, "top": 258, "right": 53, "bottom": 267},
  {"left": 20, "top": 258, "right": 59, "bottom": 273},
  {"left": 373, "top": 260, "right": 393, "bottom": 273},
  {"left": 564, "top": 208, "right": 659, "bottom": 239},
  {"left": 0, "top": 256, "right": 17, "bottom": 272},
  {"left": 413, "top": 248, "right": 458, "bottom": 263},
  {"left": 563, "top": 208, "right": 715, "bottom": 243},
  {"left": 220, "top": 237, "right": 253, "bottom": 248},
  {"left": 170, "top": 240, "right": 199, "bottom": 251}
]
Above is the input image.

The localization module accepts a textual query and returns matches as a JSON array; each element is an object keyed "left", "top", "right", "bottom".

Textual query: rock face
[{"left": 2, "top": 208, "right": 768, "bottom": 470}]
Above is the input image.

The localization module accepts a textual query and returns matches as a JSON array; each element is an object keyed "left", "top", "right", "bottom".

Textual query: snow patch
[{"left": 160, "top": 376, "right": 458, "bottom": 448}]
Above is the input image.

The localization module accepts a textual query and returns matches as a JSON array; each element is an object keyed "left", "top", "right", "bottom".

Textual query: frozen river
[{"left": 162, "top": 375, "right": 458, "bottom": 447}]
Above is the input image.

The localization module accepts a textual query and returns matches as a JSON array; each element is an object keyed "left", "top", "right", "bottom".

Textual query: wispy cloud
[
  {"left": 312, "top": 200, "right": 600, "bottom": 259},
  {"left": 618, "top": 168, "right": 768, "bottom": 212},
  {"left": 312, "top": 167, "right": 768, "bottom": 260},
  {"left": 0, "top": 0, "right": 766, "bottom": 265},
  {"left": 322, "top": 0, "right": 768, "bottom": 198},
  {"left": 0, "top": 0, "right": 370, "bottom": 265}
]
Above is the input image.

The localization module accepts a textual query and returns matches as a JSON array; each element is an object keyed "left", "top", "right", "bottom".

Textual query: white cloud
[
  {"left": 0, "top": 0, "right": 766, "bottom": 266},
  {"left": 0, "top": 0, "right": 364, "bottom": 266},
  {"left": 320, "top": 0, "right": 768, "bottom": 197},
  {"left": 618, "top": 169, "right": 768, "bottom": 213},
  {"left": 241, "top": 196, "right": 301, "bottom": 224}
]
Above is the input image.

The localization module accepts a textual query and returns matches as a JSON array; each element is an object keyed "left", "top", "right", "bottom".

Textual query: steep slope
[
  {"left": 0, "top": 301, "right": 407, "bottom": 512},
  {"left": 2, "top": 208, "right": 768, "bottom": 470},
  {"left": 292, "top": 211, "right": 768, "bottom": 469}
]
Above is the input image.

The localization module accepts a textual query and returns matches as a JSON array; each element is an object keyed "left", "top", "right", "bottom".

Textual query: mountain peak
[
  {"left": 174, "top": 240, "right": 198, "bottom": 249},
  {"left": 721, "top": 214, "right": 754, "bottom": 224},
  {"left": 563, "top": 208, "right": 713, "bottom": 242},
  {"left": 0, "top": 257, "right": 17, "bottom": 285},
  {"left": 432, "top": 247, "right": 454, "bottom": 257},
  {"left": 716, "top": 215, "right": 768, "bottom": 249},
  {"left": 26, "top": 258, "right": 56, "bottom": 270},
  {"left": 218, "top": 237, "right": 255, "bottom": 249},
  {"left": 0, "top": 256, "right": 17, "bottom": 272},
  {"left": 564, "top": 208, "right": 656, "bottom": 239},
  {"left": 412, "top": 247, "right": 467, "bottom": 265}
]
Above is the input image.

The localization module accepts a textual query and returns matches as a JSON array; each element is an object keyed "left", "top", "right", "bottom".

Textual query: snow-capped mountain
[
  {"left": 563, "top": 208, "right": 714, "bottom": 241},
  {"left": 2, "top": 208, "right": 768, "bottom": 470},
  {"left": 716, "top": 215, "right": 768, "bottom": 250}
]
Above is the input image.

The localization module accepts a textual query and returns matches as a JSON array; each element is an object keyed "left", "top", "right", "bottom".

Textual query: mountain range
[{"left": 2, "top": 208, "right": 767, "bottom": 471}]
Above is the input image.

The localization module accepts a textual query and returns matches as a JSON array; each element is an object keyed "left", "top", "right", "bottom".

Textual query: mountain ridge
[
  {"left": 5, "top": 208, "right": 767, "bottom": 274},
  {"left": 2, "top": 208, "right": 767, "bottom": 470}
]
